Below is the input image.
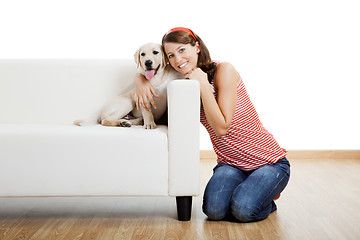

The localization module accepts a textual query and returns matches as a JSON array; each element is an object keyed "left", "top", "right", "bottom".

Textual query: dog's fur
[{"left": 74, "top": 43, "right": 183, "bottom": 129}]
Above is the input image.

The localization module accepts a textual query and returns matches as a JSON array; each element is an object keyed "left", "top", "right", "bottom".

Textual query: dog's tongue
[{"left": 145, "top": 69, "right": 156, "bottom": 80}]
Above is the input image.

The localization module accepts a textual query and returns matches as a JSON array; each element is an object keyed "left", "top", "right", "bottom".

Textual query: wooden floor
[{"left": 1, "top": 155, "right": 360, "bottom": 240}]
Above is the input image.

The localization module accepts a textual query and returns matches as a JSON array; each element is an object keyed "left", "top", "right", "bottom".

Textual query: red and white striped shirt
[{"left": 200, "top": 69, "right": 287, "bottom": 171}]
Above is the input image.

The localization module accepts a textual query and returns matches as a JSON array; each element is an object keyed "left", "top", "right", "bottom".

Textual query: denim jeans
[{"left": 203, "top": 157, "right": 290, "bottom": 222}]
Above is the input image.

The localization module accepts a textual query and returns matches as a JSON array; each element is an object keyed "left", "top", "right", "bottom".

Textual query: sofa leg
[{"left": 176, "top": 196, "right": 192, "bottom": 221}]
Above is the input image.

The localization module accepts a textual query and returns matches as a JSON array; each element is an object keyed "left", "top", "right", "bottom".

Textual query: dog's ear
[
  {"left": 161, "top": 47, "right": 168, "bottom": 69},
  {"left": 134, "top": 48, "right": 141, "bottom": 68}
]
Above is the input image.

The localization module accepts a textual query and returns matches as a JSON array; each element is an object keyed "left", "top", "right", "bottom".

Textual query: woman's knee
[
  {"left": 202, "top": 199, "right": 228, "bottom": 220},
  {"left": 230, "top": 202, "right": 256, "bottom": 222},
  {"left": 230, "top": 199, "right": 276, "bottom": 222},
  {"left": 230, "top": 199, "right": 271, "bottom": 223}
]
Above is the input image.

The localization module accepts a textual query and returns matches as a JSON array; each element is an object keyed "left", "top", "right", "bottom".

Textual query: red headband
[{"left": 166, "top": 27, "right": 197, "bottom": 41}]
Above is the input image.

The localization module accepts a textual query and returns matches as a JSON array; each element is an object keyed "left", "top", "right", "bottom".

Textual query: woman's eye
[
  {"left": 179, "top": 48, "right": 185, "bottom": 53},
  {"left": 168, "top": 54, "right": 174, "bottom": 59},
  {"left": 153, "top": 51, "right": 159, "bottom": 55}
]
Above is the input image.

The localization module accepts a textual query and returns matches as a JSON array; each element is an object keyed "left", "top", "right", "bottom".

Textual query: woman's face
[{"left": 163, "top": 42, "right": 200, "bottom": 75}]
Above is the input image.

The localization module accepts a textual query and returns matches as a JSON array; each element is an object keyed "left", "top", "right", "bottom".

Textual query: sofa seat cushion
[{"left": 0, "top": 124, "right": 168, "bottom": 196}]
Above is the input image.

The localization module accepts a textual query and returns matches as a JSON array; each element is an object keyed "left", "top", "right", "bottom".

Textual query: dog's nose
[{"left": 145, "top": 60, "right": 153, "bottom": 69}]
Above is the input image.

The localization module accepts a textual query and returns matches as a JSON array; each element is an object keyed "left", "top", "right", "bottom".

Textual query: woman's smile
[{"left": 178, "top": 61, "right": 189, "bottom": 69}]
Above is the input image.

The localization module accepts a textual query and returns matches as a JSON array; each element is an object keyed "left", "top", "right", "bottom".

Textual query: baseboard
[
  {"left": 286, "top": 150, "right": 360, "bottom": 160},
  {"left": 200, "top": 150, "right": 217, "bottom": 160},
  {"left": 200, "top": 150, "right": 360, "bottom": 160}
]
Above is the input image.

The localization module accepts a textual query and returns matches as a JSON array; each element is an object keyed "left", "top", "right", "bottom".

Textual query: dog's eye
[
  {"left": 153, "top": 51, "right": 159, "bottom": 55},
  {"left": 141, "top": 53, "right": 145, "bottom": 57}
]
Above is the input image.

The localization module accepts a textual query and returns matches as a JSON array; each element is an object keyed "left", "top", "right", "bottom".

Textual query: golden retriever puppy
[{"left": 74, "top": 42, "right": 183, "bottom": 129}]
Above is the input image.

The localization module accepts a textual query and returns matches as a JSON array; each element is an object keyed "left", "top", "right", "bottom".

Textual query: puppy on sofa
[{"left": 74, "top": 43, "right": 183, "bottom": 129}]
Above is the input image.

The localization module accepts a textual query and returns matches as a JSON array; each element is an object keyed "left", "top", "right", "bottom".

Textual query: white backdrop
[{"left": 1, "top": 0, "right": 359, "bottom": 150}]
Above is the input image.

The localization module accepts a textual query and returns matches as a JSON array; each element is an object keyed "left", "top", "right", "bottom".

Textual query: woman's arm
[
  {"left": 187, "top": 62, "right": 240, "bottom": 136},
  {"left": 134, "top": 73, "right": 159, "bottom": 111}
]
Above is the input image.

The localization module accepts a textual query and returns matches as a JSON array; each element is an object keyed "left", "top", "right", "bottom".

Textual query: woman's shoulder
[
  {"left": 216, "top": 61, "right": 237, "bottom": 72},
  {"left": 214, "top": 62, "right": 241, "bottom": 88}
]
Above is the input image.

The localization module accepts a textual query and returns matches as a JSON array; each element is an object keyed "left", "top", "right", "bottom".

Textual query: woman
[{"left": 135, "top": 27, "right": 290, "bottom": 222}]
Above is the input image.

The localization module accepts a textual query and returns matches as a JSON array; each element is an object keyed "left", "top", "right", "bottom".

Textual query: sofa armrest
[{"left": 167, "top": 80, "right": 200, "bottom": 196}]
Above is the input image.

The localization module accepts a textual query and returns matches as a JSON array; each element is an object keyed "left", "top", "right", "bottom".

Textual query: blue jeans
[{"left": 202, "top": 157, "right": 290, "bottom": 222}]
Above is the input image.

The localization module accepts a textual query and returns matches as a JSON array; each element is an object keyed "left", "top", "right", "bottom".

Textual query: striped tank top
[{"left": 200, "top": 67, "right": 287, "bottom": 171}]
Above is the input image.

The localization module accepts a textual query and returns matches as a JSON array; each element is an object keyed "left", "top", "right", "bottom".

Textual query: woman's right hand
[{"left": 134, "top": 73, "right": 159, "bottom": 111}]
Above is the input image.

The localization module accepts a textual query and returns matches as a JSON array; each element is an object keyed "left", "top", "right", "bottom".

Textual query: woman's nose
[{"left": 174, "top": 54, "right": 182, "bottom": 64}]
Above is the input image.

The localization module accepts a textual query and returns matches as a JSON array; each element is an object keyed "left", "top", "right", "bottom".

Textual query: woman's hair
[{"left": 162, "top": 29, "right": 217, "bottom": 82}]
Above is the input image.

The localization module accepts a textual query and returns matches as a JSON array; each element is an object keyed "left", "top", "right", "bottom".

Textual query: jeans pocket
[
  {"left": 278, "top": 157, "right": 290, "bottom": 166},
  {"left": 276, "top": 157, "right": 291, "bottom": 176},
  {"left": 212, "top": 163, "right": 225, "bottom": 173}
]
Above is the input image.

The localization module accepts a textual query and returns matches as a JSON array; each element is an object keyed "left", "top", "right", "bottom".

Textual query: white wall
[{"left": 1, "top": 0, "right": 359, "bottom": 150}]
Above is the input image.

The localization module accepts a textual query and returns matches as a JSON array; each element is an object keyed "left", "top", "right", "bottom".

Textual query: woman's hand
[
  {"left": 134, "top": 73, "right": 159, "bottom": 111},
  {"left": 185, "top": 68, "right": 208, "bottom": 84}
]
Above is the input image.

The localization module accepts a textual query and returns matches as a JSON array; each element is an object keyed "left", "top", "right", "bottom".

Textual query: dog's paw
[
  {"left": 120, "top": 120, "right": 132, "bottom": 128},
  {"left": 144, "top": 122, "right": 157, "bottom": 129},
  {"left": 73, "top": 120, "right": 83, "bottom": 126}
]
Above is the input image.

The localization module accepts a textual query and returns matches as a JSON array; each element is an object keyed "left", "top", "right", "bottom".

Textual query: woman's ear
[{"left": 196, "top": 42, "right": 201, "bottom": 53}]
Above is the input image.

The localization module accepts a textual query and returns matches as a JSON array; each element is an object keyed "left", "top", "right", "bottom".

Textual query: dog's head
[{"left": 134, "top": 43, "right": 167, "bottom": 80}]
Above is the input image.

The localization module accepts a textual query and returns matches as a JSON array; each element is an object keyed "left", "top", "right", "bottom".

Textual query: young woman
[{"left": 135, "top": 27, "right": 290, "bottom": 222}]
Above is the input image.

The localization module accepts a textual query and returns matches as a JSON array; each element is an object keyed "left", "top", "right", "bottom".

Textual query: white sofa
[{"left": 0, "top": 59, "right": 200, "bottom": 221}]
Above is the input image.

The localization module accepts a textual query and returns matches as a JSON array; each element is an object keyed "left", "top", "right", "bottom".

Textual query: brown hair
[{"left": 162, "top": 29, "right": 217, "bottom": 83}]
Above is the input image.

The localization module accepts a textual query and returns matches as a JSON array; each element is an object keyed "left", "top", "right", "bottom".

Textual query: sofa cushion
[
  {"left": 0, "top": 59, "right": 138, "bottom": 124},
  {"left": 0, "top": 124, "right": 168, "bottom": 196}
]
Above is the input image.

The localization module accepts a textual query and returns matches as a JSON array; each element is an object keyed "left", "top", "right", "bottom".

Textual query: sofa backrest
[{"left": 0, "top": 59, "right": 138, "bottom": 124}]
